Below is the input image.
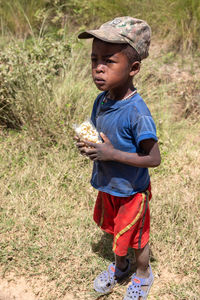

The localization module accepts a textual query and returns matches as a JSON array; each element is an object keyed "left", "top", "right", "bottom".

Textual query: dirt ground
[
  {"left": 0, "top": 273, "right": 75, "bottom": 300},
  {"left": 0, "top": 267, "right": 184, "bottom": 300},
  {"left": 0, "top": 274, "right": 36, "bottom": 300}
]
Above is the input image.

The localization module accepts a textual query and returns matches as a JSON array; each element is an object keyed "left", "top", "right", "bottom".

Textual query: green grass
[
  {"left": 0, "top": 3, "right": 200, "bottom": 298},
  {"left": 0, "top": 37, "right": 200, "bottom": 299},
  {"left": 0, "top": 0, "right": 200, "bottom": 51}
]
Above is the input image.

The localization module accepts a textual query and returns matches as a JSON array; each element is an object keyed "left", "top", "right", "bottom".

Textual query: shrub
[
  {"left": 0, "top": 37, "right": 71, "bottom": 130},
  {"left": 0, "top": 0, "right": 200, "bottom": 51}
]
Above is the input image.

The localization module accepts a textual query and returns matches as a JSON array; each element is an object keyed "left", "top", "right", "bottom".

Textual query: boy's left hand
[{"left": 82, "top": 133, "right": 114, "bottom": 161}]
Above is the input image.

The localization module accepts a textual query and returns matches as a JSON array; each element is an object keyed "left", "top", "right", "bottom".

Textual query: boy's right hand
[{"left": 74, "top": 136, "right": 87, "bottom": 155}]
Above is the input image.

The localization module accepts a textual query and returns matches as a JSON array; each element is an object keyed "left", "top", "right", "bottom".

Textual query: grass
[
  {"left": 0, "top": 37, "right": 200, "bottom": 300},
  {"left": 0, "top": 0, "right": 200, "bottom": 51}
]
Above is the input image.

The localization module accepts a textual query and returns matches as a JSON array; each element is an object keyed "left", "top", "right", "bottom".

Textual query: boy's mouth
[{"left": 94, "top": 77, "right": 105, "bottom": 85}]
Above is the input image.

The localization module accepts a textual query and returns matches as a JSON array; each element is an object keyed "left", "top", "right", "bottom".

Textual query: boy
[{"left": 76, "top": 17, "right": 161, "bottom": 300}]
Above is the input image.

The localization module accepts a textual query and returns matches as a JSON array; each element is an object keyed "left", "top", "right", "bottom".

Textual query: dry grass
[{"left": 0, "top": 40, "right": 199, "bottom": 300}]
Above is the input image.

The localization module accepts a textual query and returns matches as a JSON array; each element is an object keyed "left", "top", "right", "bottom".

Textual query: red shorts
[{"left": 93, "top": 184, "right": 152, "bottom": 256}]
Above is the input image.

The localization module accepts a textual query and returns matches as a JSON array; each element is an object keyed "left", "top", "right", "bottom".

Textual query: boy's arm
[
  {"left": 113, "top": 138, "right": 161, "bottom": 167},
  {"left": 81, "top": 133, "right": 161, "bottom": 168}
]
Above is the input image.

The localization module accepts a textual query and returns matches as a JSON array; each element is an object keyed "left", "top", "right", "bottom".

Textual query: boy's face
[{"left": 91, "top": 39, "right": 133, "bottom": 93}]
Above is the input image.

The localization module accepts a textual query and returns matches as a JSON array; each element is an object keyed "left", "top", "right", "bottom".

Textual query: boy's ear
[{"left": 129, "top": 61, "right": 140, "bottom": 77}]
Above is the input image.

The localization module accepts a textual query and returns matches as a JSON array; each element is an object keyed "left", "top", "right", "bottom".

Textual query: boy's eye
[
  {"left": 91, "top": 57, "right": 97, "bottom": 62},
  {"left": 106, "top": 59, "right": 114, "bottom": 64}
]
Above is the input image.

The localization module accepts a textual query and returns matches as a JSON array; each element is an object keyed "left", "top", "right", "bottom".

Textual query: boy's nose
[{"left": 96, "top": 63, "right": 105, "bottom": 73}]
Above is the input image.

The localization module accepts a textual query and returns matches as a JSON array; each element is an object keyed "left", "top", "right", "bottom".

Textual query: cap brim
[{"left": 78, "top": 29, "right": 126, "bottom": 44}]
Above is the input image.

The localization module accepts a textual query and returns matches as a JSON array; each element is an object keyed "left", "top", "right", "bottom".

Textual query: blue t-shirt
[{"left": 90, "top": 91, "right": 158, "bottom": 197}]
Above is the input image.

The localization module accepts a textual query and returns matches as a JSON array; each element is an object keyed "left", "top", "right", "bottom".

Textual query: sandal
[
  {"left": 123, "top": 265, "right": 154, "bottom": 300},
  {"left": 94, "top": 259, "right": 131, "bottom": 294}
]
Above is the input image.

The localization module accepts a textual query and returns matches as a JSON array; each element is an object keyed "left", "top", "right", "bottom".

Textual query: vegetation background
[{"left": 0, "top": 0, "right": 199, "bottom": 299}]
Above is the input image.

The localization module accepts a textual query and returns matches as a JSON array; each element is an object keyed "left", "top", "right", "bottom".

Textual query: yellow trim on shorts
[{"left": 113, "top": 192, "right": 146, "bottom": 252}]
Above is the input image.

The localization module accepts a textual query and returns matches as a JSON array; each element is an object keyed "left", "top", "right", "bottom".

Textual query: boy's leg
[
  {"left": 115, "top": 253, "right": 129, "bottom": 271},
  {"left": 93, "top": 192, "right": 131, "bottom": 294},
  {"left": 115, "top": 243, "right": 150, "bottom": 276},
  {"left": 122, "top": 243, "right": 152, "bottom": 300},
  {"left": 134, "top": 243, "right": 150, "bottom": 278}
]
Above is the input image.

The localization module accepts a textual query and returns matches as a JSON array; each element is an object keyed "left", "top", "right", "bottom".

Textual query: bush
[
  {"left": 0, "top": 0, "right": 200, "bottom": 51},
  {"left": 0, "top": 36, "right": 71, "bottom": 130}
]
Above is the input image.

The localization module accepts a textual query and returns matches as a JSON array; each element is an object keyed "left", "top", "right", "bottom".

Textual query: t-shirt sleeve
[{"left": 133, "top": 115, "right": 158, "bottom": 147}]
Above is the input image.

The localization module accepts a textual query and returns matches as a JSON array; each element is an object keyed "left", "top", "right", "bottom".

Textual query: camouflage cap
[{"left": 78, "top": 16, "right": 151, "bottom": 60}]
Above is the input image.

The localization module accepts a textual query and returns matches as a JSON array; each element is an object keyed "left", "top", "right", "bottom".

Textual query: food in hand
[{"left": 74, "top": 120, "right": 102, "bottom": 144}]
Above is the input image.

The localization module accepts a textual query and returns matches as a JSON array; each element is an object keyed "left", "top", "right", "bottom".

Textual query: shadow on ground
[{"left": 91, "top": 231, "right": 157, "bottom": 266}]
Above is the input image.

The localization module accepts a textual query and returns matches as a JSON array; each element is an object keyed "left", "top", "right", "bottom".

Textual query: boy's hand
[
  {"left": 82, "top": 133, "right": 114, "bottom": 161},
  {"left": 74, "top": 136, "right": 88, "bottom": 156}
]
